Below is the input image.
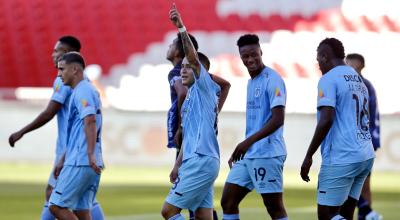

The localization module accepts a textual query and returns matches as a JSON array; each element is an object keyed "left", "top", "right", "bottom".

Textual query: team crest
[{"left": 255, "top": 87, "right": 261, "bottom": 97}]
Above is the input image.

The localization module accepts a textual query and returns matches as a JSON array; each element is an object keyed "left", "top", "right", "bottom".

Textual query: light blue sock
[
  {"left": 168, "top": 213, "right": 185, "bottom": 220},
  {"left": 41, "top": 202, "right": 55, "bottom": 220},
  {"left": 275, "top": 217, "right": 289, "bottom": 220},
  {"left": 222, "top": 213, "right": 240, "bottom": 220},
  {"left": 91, "top": 202, "right": 105, "bottom": 220},
  {"left": 331, "top": 215, "right": 346, "bottom": 220}
]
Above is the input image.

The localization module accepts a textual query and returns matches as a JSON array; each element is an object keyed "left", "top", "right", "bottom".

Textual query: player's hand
[
  {"left": 9, "top": 131, "right": 23, "bottom": 147},
  {"left": 89, "top": 153, "right": 102, "bottom": 175},
  {"left": 53, "top": 161, "right": 64, "bottom": 179},
  {"left": 169, "top": 165, "right": 179, "bottom": 183},
  {"left": 169, "top": 3, "right": 184, "bottom": 28},
  {"left": 230, "top": 139, "right": 252, "bottom": 164},
  {"left": 174, "top": 127, "right": 182, "bottom": 148},
  {"left": 300, "top": 156, "right": 312, "bottom": 182},
  {"left": 228, "top": 157, "right": 234, "bottom": 169}
]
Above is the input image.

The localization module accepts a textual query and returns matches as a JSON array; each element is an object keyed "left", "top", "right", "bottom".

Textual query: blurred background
[{"left": 0, "top": 0, "right": 399, "bottom": 219}]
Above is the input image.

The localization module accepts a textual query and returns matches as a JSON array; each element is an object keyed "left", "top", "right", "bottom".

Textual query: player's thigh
[
  {"left": 225, "top": 160, "right": 254, "bottom": 191},
  {"left": 195, "top": 207, "right": 213, "bottom": 220},
  {"left": 349, "top": 159, "right": 374, "bottom": 200},
  {"left": 246, "top": 156, "right": 285, "bottom": 194}
]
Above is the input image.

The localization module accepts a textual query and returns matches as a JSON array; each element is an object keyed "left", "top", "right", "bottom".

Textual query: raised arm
[
  {"left": 210, "top": 74, "right": 231, "bottom": 112},
  {"left": 169, "top": 4, "right": 200, "bottom": 76}
]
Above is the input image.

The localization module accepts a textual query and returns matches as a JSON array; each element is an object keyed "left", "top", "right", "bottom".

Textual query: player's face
[
  {"left": 52, "top": 42, "right": 68, "bottom": 67},
  {"left": 345, "top": 58, "right": 362, "bottom": 73},
  {"left": 316, "top": 44, "right": 330, "bottom": 74},
  {"left": 166, "top": 38, "right": 179, "bottom": 61},
  {"left": 239, "top": 44, "right": 263, "bottom": 73},
  {"left": 180, "top": 57, "right": 195, "bottom": 87},
  {"left": 57, "top": 60, "right": 74, "bottom": 86}
]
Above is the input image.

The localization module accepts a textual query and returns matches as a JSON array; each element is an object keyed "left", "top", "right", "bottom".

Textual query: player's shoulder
[{"left": 262, "top": 66, "right": 284, "bottom": 83}]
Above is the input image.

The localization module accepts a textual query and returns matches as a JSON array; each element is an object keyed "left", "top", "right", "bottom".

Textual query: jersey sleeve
[
  {"left": 196, "top": 63, "right": 219, "bottom": 94},
  {"left": 317, "top": 75, "right": 336, "bottom": 108},
  {"left": 75, "top": 86, "right": 97, "bottom": 119},
  {"left": 51, "top": 78, "right": 71, "bottom": 104},
  {"left": 267, "top": 74, "right": 286, "bottom": 108}
]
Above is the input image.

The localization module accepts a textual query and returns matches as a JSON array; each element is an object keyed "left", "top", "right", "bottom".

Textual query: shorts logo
[
  {"left": 255, "top": 87, "right": 261, "bottom": 97},
  {"left": 258, "top": 182, "right": 266, "bottom": 188}
]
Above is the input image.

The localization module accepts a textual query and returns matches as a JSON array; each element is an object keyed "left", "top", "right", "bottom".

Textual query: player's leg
[
  {"left": 41, "top": 184, "right": 56, "bottom": 220},
  {"left": 221, "top": 160, "right": 253, "bottom": 220},
  {"left": 343, "top": 159, "right": 374, "bottom": 220},
  {"left": 91, "top": 199, "right": 105, "bottom": 220},
  {"left": 195, "top": 207, "right": 213, "bottom": 220},
  {"left": 250, "top": 156, "right": 287, "bottom": 219},
  {"left": 261, "top": 193, "right": 288, "bottom": 219},
  {"left": 161, "top": 202, "right": 183, "bottom": 220},
  {"left": 73, "top": 210, "right": 91, "bottom": 220},
  {"left": 317, "top": 205, "right": 342, "bottom": 220},
  {"left": 49, "top": 205, "right": 78, "bottom": 220}
]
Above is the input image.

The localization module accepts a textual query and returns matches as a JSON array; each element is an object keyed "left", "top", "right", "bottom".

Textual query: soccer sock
[
  {"left": 358, "top": 196, "right": 372, "bottom": 220},
  {"left": 213, "top": 209, "right": 219, "bottom": 220},
  {"left": 222, "top": 213, "right": 240, "bottom": 220},
  {"left": 331, "top": 215, "right": 346, "bottom": 220},
  {"left": 168, "top": 213, "right": 185, "bottom": 220},
  {"left": 189, "top": 210, "right": 195, "bottom": 219},
  {"left": 276, "top": 217, "right": 289, "bottom": 220},
  {"left": 91, "top": 202, "right": 105, "bottom": 220},
  {"left": 40, "top": 202, "right": 55, "bottom": 220}
]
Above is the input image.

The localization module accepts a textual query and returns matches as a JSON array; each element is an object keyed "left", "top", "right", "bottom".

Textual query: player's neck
[
  {"left": 71, "top": 76, "right": 84, "bottom": 88},
  {"left": 249, "top": 65, "right": 265, "bottom": 79}
]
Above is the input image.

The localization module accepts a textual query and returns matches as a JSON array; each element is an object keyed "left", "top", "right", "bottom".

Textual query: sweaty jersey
[
  {"left": 65, "top": 80, "right": 103, "bottom": 167},
  {"left": 181, "top": 64, "right": 221, "bottom": 161},
  {"left": 244, "top": 66, "right": 287, "bottom": 159},
  {"left": 362, "top": 77, "right": 380, "bottom": 150},
  {"left": 317, "top": 65, "right": 375, "bottom": 165},
  {"left": 167, "top": 61, "right": 182, "bottom": 148},
  {"left": 50, "top": 76, "right": 72, "bottom": 160}
]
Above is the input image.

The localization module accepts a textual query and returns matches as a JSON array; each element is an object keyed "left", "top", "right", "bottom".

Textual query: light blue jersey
[
  {"left": 317, "top": 65, "right": 375, "bottom": 165},
  {"left": 65, "top": 80, "right": 103, "bottom": 166},
  {"left": 181, "top": 64, "right": 221, "bottom": 161},
  {"left": 244, "top": 66, "right": 287, "bottom": 159},
  {"left": 50, "top": 76, "right": 72, "bottom": 161}
]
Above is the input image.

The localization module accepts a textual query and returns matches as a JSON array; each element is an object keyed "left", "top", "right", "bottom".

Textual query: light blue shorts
[
  {"left": 226, "top": 156, "right": 286, "bottom": 194},
  {"left": 317, "top": 158, "right": 374, "bottom": 206},
  {"left": 166, "top": 154, "right": 219, "bottom": 211},
  {"left": 49, "top": 165, "right": 101, "bottom": 210}
]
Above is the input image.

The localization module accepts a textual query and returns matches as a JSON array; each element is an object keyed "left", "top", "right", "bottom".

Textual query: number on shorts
[
  {"left": 172, "top": 177, "right": 180, "bottom": 190},
  {"left": 253, "top": 167, "right": 266, "bottom": 181}
]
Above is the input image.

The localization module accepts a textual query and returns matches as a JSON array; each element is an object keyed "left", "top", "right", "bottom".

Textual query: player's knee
[
  {"left": 161, "top": 205, "right": 174, "bottom": 219},
  {"left": 48, "top": 205, "right": 59, "bottom": 216}
]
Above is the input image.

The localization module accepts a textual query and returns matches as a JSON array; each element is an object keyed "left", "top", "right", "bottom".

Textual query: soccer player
[
  {"left": 161, "top": 4, "right": 221, "bottom": 220},
  {"left": 220, "top": 34, "right": 289, "bottom": 220},
  {"left": 300, "top": 38, "right": 375, "bottom": 220},
  {"left": 345, "top": 53, "right": 382, "bottom": 220},
  {"left": 49, "top": 52, "right": 103, "bottom": 220},
  {"left": 8, "top": 36, "right": 104, "bottom": 220}
]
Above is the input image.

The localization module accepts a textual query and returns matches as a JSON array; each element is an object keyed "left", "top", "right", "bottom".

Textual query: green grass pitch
[{"left": 0, "top": 163, "right": 399, "bottom": 219}]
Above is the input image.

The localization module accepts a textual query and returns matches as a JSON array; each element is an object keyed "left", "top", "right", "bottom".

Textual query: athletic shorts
[
  {"left": 49, "top": 165, "right": 101, "bottom": 210},
  {"left": 166, "top": 154, "right": 219, "bottom": 211},
  {"left": 317, "top": 158, "right": 374, "bottom": 206},
  {"left": 226, "top": 156, "right": 286, "bottom": 194}
]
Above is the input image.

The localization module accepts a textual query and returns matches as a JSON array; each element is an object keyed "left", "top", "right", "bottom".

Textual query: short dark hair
[
  {"left": 237, "top": 34, "right": 260, "bottom": 48},
  {"left": 59, "top": 36, "right": 81, "bottom": 52},
  {"left": 176, "top": 33, "right": 199, "bottom": 58},
  {"left": 197, "top": 52, "right": 210, "bottom": 71},
  {"left": 318, "top": 38, "right": 345, "bottom": 59},
  {"left": 346, "top": 53, "right": 365, "bottom": 67},
  {"left": 58, "top": 52, "right": 86, "bottom": 69}
]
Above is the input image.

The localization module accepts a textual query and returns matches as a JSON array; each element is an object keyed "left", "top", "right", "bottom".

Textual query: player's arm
[
  {"left": 84, "top": 114, "right": 101, "bottom": 174},
  {"left": 170, "top": 144, "right": 183, "bottom": 183},
  {"left": 9, "top": 100, "right": 62, "bottom": 147},
  {"left": 210, "top": 74, "right": 231, "bottom": 112},
  {"left": 300, "top": 106, "right": 335, "bottom": 182},
  {"left": 230, "top": 106, "right": 284, "bottom": 165},
  {"left": 169, "top": 4, "right": 200, "bottom": 76}
]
